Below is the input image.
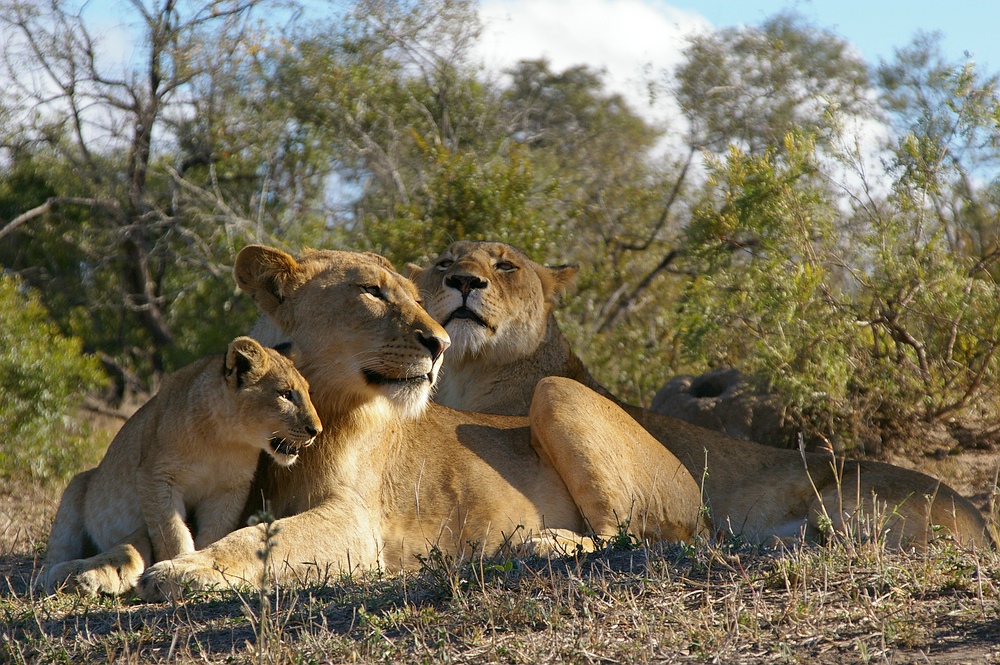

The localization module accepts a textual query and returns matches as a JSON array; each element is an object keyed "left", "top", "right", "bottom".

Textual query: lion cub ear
[
  {"left": 540, "top": 264, "right": 580, "bottom": 305},
  {"left": 234, "top": 245, "right": 300, "bottom": 318},
  {"left": 225, "top": 337, "right": 271, "bottom": 390}
]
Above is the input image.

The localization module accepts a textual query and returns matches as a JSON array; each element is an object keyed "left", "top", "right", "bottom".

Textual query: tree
[
  {"left": 0, "top": 0, "right": 318, "bottom": 390},
  {"left": 674, "top": 12, "right": 872, "bottom": 155},
  {"left": 877, "top": 32, "right": 1000, "bottom": 262}
]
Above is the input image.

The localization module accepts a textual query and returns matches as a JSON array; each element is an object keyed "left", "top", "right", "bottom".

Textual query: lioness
[
  {"left": 411, "top": 240, "right": 994, "bottom": 549},
  {"left": 41, "top": 337, "right": 322, "bottom": 595},
  {"left": 136, "top": 245, "right": 706, "bottom": 600}
]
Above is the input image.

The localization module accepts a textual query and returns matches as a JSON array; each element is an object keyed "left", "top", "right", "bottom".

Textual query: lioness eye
[
  {"left": 279, "top": 390, "right": 296, "bottom": 403},
  {"left": 435, "top": 259, "right": 454, "bottom": 271},
  {"left": 362, "top": 285, "right": 386, "bottom": 300},
  {"left": 495, "top": 260, "right": 517, "bottom": 272}
]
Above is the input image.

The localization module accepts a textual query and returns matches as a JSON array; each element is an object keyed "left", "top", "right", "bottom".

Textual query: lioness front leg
[
  {"left": 529, "top": 377, "right": 707, "bottom": 543},
  {"left": 138, "top": 490, "right": 381, "bottom": 601},
  {"left": 44, "top": 527, "right": 153, "bottom": 595}
]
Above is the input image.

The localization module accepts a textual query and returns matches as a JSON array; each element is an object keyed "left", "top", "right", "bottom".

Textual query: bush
[
  {"left": 0, "top": 273, "right": 108, "bottom": 479},
  {"left": 672, "top": 134, "right": 1000, "bottom": 450}
]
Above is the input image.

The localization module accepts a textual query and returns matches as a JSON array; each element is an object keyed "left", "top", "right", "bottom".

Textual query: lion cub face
[
  {"left": 234, "top": 246, "right": 450, "bottom": 420},
  {"left": 412, "top": 241, "right": 578, "bottom": 363},
  {"left": 226, "top": 337, "right": 322, "bottom": 465}
]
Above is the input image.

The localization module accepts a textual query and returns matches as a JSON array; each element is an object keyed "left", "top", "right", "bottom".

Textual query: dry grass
[{"left": 3, "top": 478, "right": 1000, "bottom": 665}]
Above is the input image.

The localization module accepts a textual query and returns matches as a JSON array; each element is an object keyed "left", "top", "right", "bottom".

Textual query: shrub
[{"left": 0, "top": 273, "right": 108, "bottom": 479}]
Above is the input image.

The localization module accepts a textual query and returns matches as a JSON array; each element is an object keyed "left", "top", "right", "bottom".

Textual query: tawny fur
[
  {"left": 411, "top": 240, "right": 994, "bottom": 550},
  {"left": 41, "top": 337, "right": 321, "bottom": 595},
  {"left": 136, "top": 245, "right": 705, "bottom": 601}
]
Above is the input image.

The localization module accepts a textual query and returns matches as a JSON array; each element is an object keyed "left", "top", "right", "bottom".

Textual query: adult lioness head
[
  {"left": 410, "top": 240, "right": 601, "bottom": 415},
  {"left": 411, "top": 241, "right": 577, "bottom": 363},
  {"left": 235, "top": 245, "right": 450, "bottom": 420}
]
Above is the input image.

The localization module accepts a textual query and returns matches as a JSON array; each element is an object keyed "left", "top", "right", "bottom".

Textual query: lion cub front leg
[
  {"left": 192, "top": 485, "right": 252, "bottom": 549},
  {"left": 139, "top": 471, "right": 195, "bottom": 561}
]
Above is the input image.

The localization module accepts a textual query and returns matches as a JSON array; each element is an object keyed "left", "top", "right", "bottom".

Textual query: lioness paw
[{"left": 137, "top": 557, "right": 228, "bottom": 602}]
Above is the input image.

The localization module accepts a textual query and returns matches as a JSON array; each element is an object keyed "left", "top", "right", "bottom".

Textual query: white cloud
[{"left": 476, "top": 0, "right": 710, "bottom": 124}]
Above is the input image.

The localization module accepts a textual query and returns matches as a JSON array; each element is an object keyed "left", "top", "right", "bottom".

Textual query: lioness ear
[
  {"left": 272, "top": 340, "right": 301, "bottom": 364},
  {"left": 225, "top": 336, "right": 270, "bottom": 389},
  {"left": 540, "top": 264, "right": 580, "bottom": 305},
  {"left": 234, "top": 245, "right": 300, "bottom": 318},
  {"left": 364, "top": 252, "right": 396, "bottom": 272},
  {"left": 404, "top": 262, "right": 425, "bottom": 281}
]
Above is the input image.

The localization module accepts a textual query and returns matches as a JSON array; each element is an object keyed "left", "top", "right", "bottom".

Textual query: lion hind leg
[
  {"left": 529, "top": 377, "right": 707, "bottom": 544},
  {"left": 807, "top": 463, "right": 992, "bottom": 550},
  {"left": 44, "top": 527, "right": 153, "bottom": 595},
  {"left": 43, "top": 469, "right": 95, "bottom": 567}
]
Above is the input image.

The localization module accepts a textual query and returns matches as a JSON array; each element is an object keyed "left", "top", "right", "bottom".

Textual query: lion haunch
[
  {"left": 41, "top": 337, "right": 322, "bottom": 595},
  {"left": 413, "top": 240, "right": 995, "bottom": 550}
]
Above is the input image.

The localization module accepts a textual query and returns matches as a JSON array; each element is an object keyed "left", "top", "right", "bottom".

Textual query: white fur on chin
[
  {"left": 383, "top": 382, "right": 433, "bottom": 420},
  {"left": 445, "top": 320, "right": 491, "bottom": 359}
]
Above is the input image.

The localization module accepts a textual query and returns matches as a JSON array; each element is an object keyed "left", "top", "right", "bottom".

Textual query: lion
[
  {"left": 135, "top": 245, "right": 707, "bottom": 601},
  {"left": 410, "top": 240, "right": 994, "bottom": 550},
  {"left": 41, "top": 337, "right": 322, "bottom": 595}
]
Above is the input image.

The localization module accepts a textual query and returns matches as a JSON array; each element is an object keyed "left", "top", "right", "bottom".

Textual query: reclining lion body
[
  {"left": 42, "top": 337, "right": 322, "bottom": 594},
  {"left": 137, "top": 246, "right": 705, "bottom": 600},
  {"left": 412, "top": 240, "right": 993, "bottom": 549}
]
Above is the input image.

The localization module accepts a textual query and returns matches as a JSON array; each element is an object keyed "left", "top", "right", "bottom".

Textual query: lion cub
[{"left": 41, "top": 337, "right": 322, "bottom": 595}]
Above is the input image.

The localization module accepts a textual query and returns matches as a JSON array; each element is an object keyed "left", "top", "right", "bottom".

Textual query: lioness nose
[
  {"left": 444, "top": 273, "right": 487, "bottom": 296},
  {"left": 418, "top": 331, "right": 450, "bottom": 362},
  {"left": 305, "top": 424, "right": 321, "bottom": 438}
]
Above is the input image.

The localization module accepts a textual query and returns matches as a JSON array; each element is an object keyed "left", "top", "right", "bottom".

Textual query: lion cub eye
[
  {"left": 361, "top": 285, "right": 387, "bottom": 300},
  {"left": 495, "top": 260, "right": 518, "bottom": 272},
  {"left": 435, "top": 259, "right": 454, "bottom": 271}
]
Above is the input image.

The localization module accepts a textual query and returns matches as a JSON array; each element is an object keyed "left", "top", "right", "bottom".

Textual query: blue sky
[
  {"left": 81, "top": 1, "right": 1000, "bottom": 76},
  {"left": 663, "top": 0, "right": 999, "bottom": 70},
  {"left": 476, "top": 0, "right": 999, "bottom": 126},
  {"left": 77, "top": 0, "right": 1000, "bottom": 114}
]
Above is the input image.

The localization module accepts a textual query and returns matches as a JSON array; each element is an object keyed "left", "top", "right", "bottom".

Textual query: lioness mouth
[
  {"left": 362, "top": 369, "right": 431, "bottom": 386},
  {"left": 445, "top": 306, "right": 489, "bottom": 328},
  {"left": 269, "top": 437, "right": 303, "bottom": 457}
]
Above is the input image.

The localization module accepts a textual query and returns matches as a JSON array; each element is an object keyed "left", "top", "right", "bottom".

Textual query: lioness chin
[
  {"left": 134, "top": 245, "right": 707, "bottom": 601},
  {"left": 411, "top": 240, "right": 994, "bottom": 550},
  {"left": 41, "top": 337, "right": 321, "bottom": 595}
]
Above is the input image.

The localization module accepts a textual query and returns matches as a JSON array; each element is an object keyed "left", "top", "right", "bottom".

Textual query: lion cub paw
[{"left": 42, "top": 560, "right": 141, "bottom": 596}]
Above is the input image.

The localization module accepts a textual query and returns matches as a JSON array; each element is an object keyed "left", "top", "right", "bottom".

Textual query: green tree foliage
[
  {"left": 674, "top": 137, "right": 857, "bottom": 442},
  {"left": 0, "top": 0, "right": 334, "bottom": 392},
  {"left": 1, "top": 1, "right": 998, "bottom": 459},
  {"left": 366, "top": 142, "right": 560, "bottom": 264},
  {"left": 0, "top": 274, "right": 106, "bottom": 479},
  {"left": 675, "top": 12, "right": 871, "bottom": 154}
]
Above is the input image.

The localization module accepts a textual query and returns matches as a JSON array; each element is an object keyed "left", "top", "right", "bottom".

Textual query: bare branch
[
  {"left": 597, "top": 249, "right": 680, "bottom": 334},
  {"left": 0, "top": 197, "right": 120, "bottom": 241}
]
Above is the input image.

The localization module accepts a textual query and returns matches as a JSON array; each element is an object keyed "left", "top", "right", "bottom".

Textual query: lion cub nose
[{"left": 418, "top": 331, "right": 450, "bottom": 362}]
